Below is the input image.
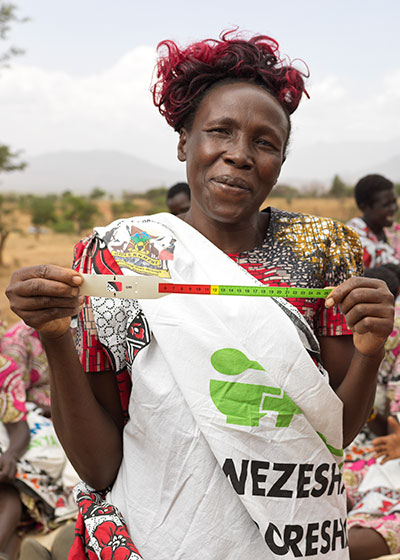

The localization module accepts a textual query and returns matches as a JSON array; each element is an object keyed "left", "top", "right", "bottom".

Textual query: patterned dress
[
  {"left": 69, "top": 209, "right": 362, "bottom": 559},
  {"left": 0, "top": 320, "right": 77, "bottom": 533},
  {"left": 347, "top": 217, "right": 400, "bottom": 268}
]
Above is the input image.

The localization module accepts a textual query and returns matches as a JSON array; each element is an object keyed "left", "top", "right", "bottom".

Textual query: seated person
[
  {"left": 166, "top": 181, "right": 191, "bottom": 215},
  {"left": 343, "top": 264, "right": 400, "bottom": 560},
  {"left": 347, "top": 174, "right": 399, "bottom": 268},
  {"left": 0, "top": 321, "right": 77, "bottom": 560}
]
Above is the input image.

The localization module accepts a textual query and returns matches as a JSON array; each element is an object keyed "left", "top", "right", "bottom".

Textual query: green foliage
[
  {"left": 0, "top": 192, "right": 20, "bottom": 264},
  {"left": 111, "top": 199, "right": 138, "bottom": 220},
  {"left": 0, "top": 144, "right": 26, "bottom": 172},
  {"left": 0, "top": 2, "right": 28, "bottom": 67},
  {"left": 138, "top": 187, "right": 168, "bottom": 214},
  {"left": 52, "top": 219, "right": 75, "bottom": 234},
  {"left": 57, "top": 193, "right": 100, "bottom": 234},
  {"left": 328, "top": 175, "right": 352, "bottom": 198},
  {"left": 29, "top": 196, "right": 57, "bottom": 229},
  {"left": 89, "top": 187, "right": 106, "bottom": 200}
]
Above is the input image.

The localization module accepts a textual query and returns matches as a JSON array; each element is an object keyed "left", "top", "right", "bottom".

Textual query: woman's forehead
[{"left": 193, "top": 81, "right": 289, "bottom": 129}]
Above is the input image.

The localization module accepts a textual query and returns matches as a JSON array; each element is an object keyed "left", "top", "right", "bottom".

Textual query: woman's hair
[
  {"left": 354, "top": 174, "right": 394, "bottom": 208},
  {"left": 363, "top": 265, "right": 399, "bottom": 299},
  {"left": 152, "top": 30, "right": 308, "bottom": 135}
]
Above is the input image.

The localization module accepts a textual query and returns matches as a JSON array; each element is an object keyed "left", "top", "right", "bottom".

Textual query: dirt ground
[{"left": 0, "top": 229, "right": 79, "bottom": 326}]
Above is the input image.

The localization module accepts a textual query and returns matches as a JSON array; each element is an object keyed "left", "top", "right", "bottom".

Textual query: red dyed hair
[{"left": 152, "top": 30, "right": 309, "bottom": 132}]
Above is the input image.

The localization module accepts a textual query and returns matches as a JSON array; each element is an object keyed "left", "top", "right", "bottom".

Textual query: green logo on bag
[{"left": 209, "top": 348, "right": 302, "bottom": 427}]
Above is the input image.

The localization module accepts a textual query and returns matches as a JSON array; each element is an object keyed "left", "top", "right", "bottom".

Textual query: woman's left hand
[{"left": 325, "top": 276, "right": 394, "bottom": 357}]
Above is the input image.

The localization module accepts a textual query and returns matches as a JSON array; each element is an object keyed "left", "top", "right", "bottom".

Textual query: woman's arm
[
  {"left": 319, "top": 276, "right": 394, "bottom": 448},
  {"left": 6, "top": 265, "right": 124, "bottom": 490},
  {"left": 0, "top": 421, "right": 30, "bottom": 483},
  {"left": 40, "top": 331, "right": 124, "bottom": 489}
]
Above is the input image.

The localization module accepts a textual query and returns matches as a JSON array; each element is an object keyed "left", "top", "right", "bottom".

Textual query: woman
[
  {"left": 347, "top": 174, "right": 400, "bottom": 269},
  {"left": 6, "top": 32, "right": 394, "bottom": 559},
  {"left": 0, "top": 320, "right": 77, "bottom": 560}
]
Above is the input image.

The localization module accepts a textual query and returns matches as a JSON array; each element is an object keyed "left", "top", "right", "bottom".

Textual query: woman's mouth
[{"left": 211, "top": 175, "right": 251, "bottom": 192}]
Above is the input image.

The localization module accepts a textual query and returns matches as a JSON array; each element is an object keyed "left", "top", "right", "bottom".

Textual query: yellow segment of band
[{"left": 210, "top": 285, "right": 219, "bottom": 295}]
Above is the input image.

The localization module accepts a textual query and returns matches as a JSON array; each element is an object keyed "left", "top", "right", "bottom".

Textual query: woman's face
[
  {"left": 363, "top": 188, "right": 398, "bottom": 231},
  {"left": 177, "top": 81, "right": 289, "bottom": 228}
]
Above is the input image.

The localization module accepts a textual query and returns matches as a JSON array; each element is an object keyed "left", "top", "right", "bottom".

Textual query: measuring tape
[
  {"left": 159, "top": 284, "right": 332, "bottom": 298},
  {"left": 79, "top": 274, "right": 333, "bottom": 300}
]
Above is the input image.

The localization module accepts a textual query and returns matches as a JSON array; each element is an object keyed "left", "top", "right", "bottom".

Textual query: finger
[
  {"left": 349, "top": 316, "right": 394, "bottom": 336},
  {"left": 9, "top": 277, "right": 82, "bottom": 300},
  {"left": 325, "top": 277, "right": 392, "bottom": 308},
  {"left": 373, "top": 446, "right": 387, "bottom": 456},
  {"left": 9, "top": 293, "right": 84, "bottom": 312},
  {"left": 338, "top": 285, "right": 393, "bottom": 317},
  {"left": 18, "top": 307, "right": 81, "bottom": 329},
  {"left": 9, "top": 264, "right": 82, "bottom": 286}
]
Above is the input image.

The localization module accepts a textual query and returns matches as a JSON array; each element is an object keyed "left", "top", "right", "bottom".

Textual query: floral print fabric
[{"left": 0, "top": 321, "right": 50, "bottom": 423}]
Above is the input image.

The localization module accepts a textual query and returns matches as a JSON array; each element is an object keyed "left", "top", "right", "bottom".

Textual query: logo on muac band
[
  {"left": 209, "top": 348, "right": 344, "bottom": 460},
  {"left": 209, "top": 348, "right": 302, "bottom": 428},
  {"left": 106, "top": 224, "right": 176, "bottom": 278}
]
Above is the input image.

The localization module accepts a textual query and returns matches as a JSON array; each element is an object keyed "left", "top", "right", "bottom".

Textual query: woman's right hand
[{"left": 6, "top": 265, "right": 84, "bottom": 339}]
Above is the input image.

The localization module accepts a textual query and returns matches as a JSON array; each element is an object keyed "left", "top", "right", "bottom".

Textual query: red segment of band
[{"left": 158, "top": 283, "right": 211, "bottom": 294}]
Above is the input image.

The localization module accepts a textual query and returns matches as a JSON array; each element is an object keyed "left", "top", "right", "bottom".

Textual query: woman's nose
[{"left": 223, "top": 137, "right": 253, "bottom": 169}]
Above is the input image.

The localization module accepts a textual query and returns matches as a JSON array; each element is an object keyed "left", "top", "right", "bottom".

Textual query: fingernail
[
  {"left": 325, "top": 297, "right": 335, "bottom": 308},
  {"left": 72, "top": 275, "right": 82, "bottom": 285}
]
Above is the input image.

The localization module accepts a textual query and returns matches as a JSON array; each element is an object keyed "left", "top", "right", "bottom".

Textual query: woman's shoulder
[{"left": 270, "top": 207, "right": 359, "bottom": 237}]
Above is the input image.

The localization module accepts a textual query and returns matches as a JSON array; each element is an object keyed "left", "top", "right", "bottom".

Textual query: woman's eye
[
  {"left": 208, "top": 128, "right": 228, "bottom": 134},
  {"left": 257, "top": 138, "right": 272, "bottom": 147}
]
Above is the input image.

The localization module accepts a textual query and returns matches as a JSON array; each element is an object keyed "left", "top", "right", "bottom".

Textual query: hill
[
  {"left": 280, "top": 138, "right": 400, "bottom": 186},
  {"left": 0, "top": 150, "right": 185, "bottom": 194}
]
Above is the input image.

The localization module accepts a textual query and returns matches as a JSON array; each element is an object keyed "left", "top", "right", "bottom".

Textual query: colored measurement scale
[
  {"left": 80, "top": 274, "right": 333, "bottom": 300},
  {"left": 158, "top": 283, "right": 332, "bottom": 299}
]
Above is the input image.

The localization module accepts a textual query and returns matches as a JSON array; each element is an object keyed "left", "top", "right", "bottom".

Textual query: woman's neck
[{"left": 183, "top": 210, "right": 270, "bottom": 253}]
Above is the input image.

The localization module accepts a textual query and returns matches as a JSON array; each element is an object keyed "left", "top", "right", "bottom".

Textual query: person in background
[
  {"left": 6, "top": 31, "right": 394, "bottom": 559},
  {"left": 347, "top": 174, "right": 400, "bottom": 269},
  {"left": 166, "top": 181, "right": 191, "bottom": 215},
  {"left": 344, "top": 264, "right": 400, "bottom": 559}
]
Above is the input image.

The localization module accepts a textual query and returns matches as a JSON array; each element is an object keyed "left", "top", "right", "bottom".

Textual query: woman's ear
[{"left": 177, "top": 129, "right": 187, "bottom": 162}]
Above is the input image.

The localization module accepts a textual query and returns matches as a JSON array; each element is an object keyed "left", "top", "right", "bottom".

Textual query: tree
[
  {"left": 89, "top": 187, "right": 107, "bottom": 200},
  {"left": 0, "top": 3, "right": 28, "bottom": 264},
  {"left": 58, "top": 193, "right": 100, "bottom": 235},
  {"left": 0, "top": 2, "right": 27, "bottom": 173},
  {"left": 0, "top": 193, "right": 20, "bottom": 265},
  {"left": 328, "top": 175, "right": 352, "bottom": 198},
  {"left": 28, "top": 195, "right": 57, "bottom": 236},
  {"left": 0, "top": 144, "right": 26, "bottom": 172}
]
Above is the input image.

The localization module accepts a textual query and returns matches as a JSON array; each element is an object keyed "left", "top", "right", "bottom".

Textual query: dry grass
[{"left": 1, "top": 197, "right": 359, "bottom": 327}]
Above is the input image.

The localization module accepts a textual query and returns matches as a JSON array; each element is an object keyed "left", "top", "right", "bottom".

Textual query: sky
[{"left": 1, "top": 0, "right": 400, "bottom": 178}]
